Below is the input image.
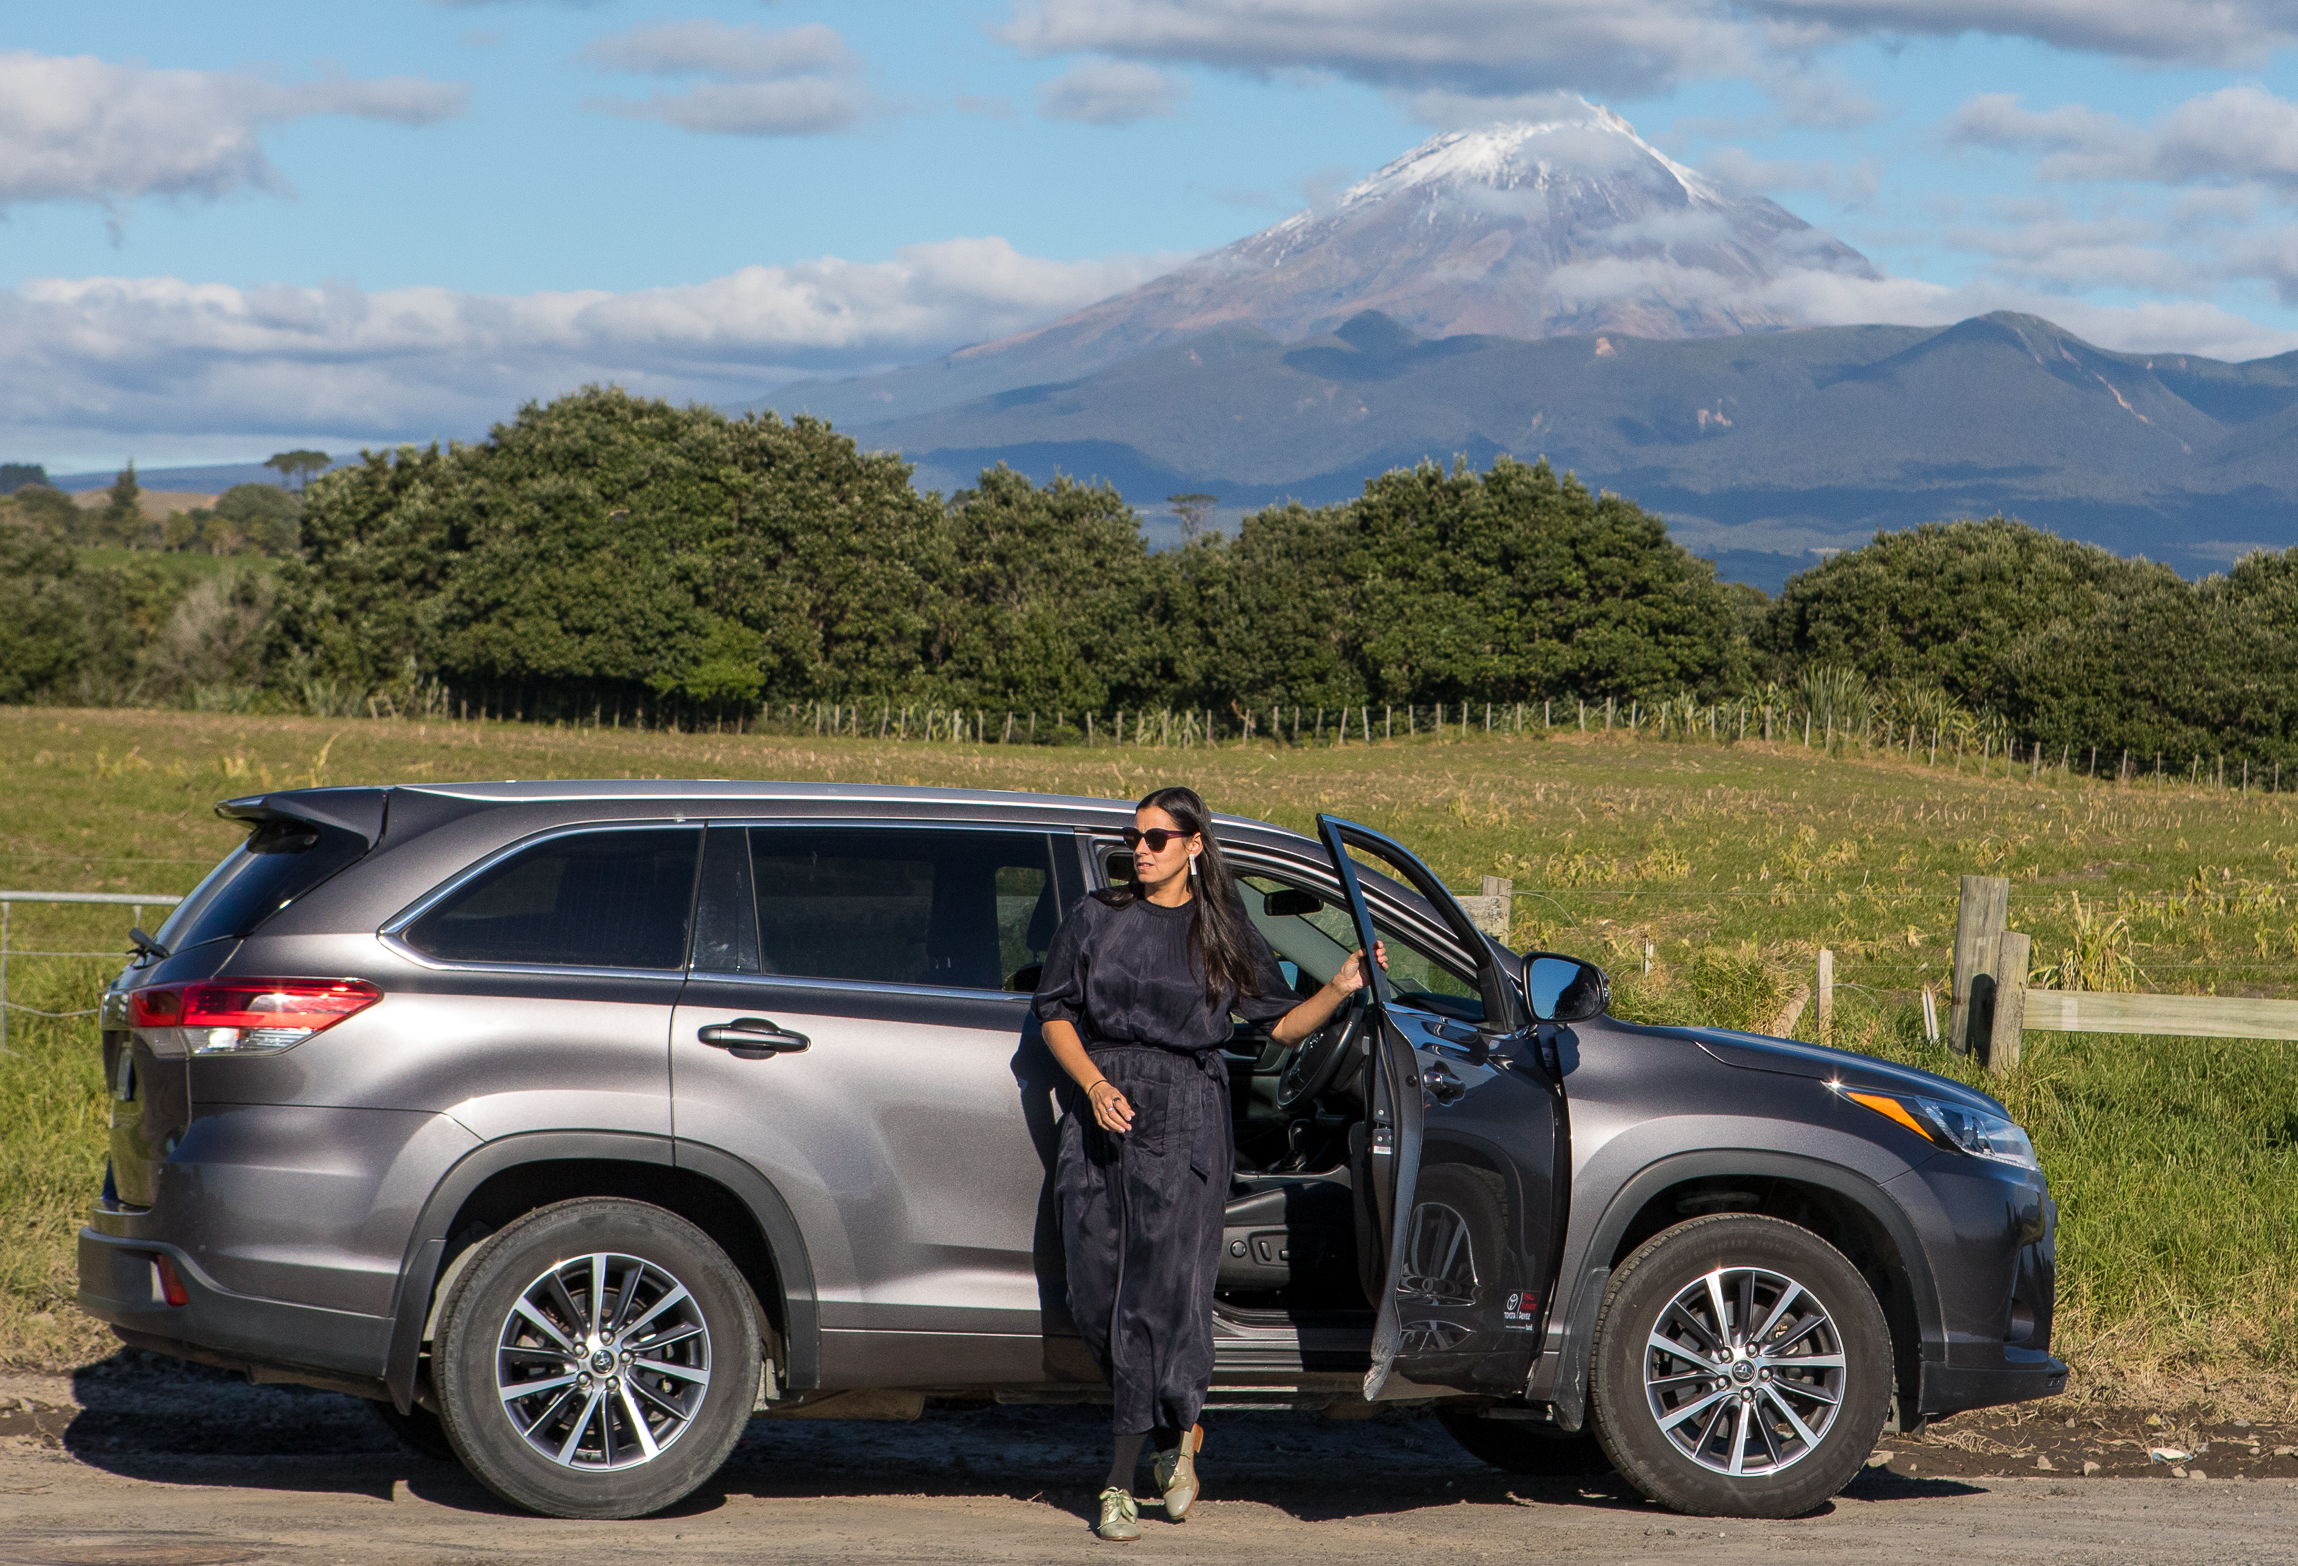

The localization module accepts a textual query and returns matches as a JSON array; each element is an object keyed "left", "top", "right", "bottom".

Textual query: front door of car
[
  {"left": 1317, "top": 815, "right": 1569, "bottom": 1401},
  {"left": 670, "top": 823, "right": 1079, "bottom": 1381}
]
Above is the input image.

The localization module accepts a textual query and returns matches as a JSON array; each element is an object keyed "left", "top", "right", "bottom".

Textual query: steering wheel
[{"left": 1277, "top": 992, "right": 1371, "bottom": 1112}]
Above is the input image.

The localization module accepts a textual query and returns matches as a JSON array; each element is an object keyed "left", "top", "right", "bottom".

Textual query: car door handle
[
  {"left": 698, "top": 1018, "right": 810, "bottom": 1058},
  {"left": 1422, "top": 1061, "right": 1466, "bottom": 1104}
]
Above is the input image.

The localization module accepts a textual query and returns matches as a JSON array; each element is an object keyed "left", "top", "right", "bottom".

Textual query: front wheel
[
  {"left": 432, "top": 1197, "right": 761, "bottom": 1519},
  {"left": 1589, "top": 1214, "right": 1890, "bottom": 1518}
]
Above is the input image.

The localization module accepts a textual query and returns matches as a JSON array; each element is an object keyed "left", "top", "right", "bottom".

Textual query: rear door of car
[
  {"left": 1316, "top": 814, "right": 1568, "bottom": 1401},
  {"left": 670, "top": 821, "right": 1081, "bottom": 1383}
]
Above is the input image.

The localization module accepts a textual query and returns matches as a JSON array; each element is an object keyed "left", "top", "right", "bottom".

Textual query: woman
[{"left": 1034, "top": 786, "right": 1382, "bottom": 1542}]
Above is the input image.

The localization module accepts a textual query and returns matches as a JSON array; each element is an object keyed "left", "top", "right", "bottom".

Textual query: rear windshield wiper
[{"left": 128, "top": 927, "right": 172, "bottom": 961}]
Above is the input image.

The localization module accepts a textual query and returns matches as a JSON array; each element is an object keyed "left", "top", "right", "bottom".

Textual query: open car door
[{"left": 1317, "top": 815, "right": 1570, "bottom": 1403}]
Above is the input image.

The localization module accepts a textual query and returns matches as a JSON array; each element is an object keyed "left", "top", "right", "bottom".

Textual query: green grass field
[{"left": 6, "top": 706, "right": 2297, "bottom": 1407}]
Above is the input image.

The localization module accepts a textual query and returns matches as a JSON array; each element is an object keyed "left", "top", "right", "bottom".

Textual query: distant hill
[
  {"left": 48, "top": 457, "right": 355, "bottom": 495},
  {"left": 763, "top": 105, "right": 1874, "bottom": 434},
  {"left": 850, "top": 310, "right": 2298, "bottom": 589}
]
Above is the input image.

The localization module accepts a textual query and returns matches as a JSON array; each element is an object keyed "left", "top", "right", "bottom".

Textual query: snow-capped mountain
[
  {"left": 1141, "top": 103, "right": 1874, "bottom": 344},
  {"left": 769, "top": 103, "right": 1876, "bottom": 427}
]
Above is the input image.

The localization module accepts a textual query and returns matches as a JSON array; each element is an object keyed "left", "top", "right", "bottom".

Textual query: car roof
[{"left": 384, "top": 778, "right": 1299, "bottom": 841}]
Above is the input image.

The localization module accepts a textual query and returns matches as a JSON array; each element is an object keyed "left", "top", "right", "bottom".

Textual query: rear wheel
[
  {"left": 1436, "top": 1409, "right": 1612, "bottom": 1476},
  {"left": 433, "top": 1197, "right": 760, "bottom": 1519},
  {"left": 1589, "top": 1214, "right": 1889, "bottom": 1518}
]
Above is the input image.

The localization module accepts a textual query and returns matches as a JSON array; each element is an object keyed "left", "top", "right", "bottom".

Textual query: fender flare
[
  {"left": 1535, "top": 1149, "right": 1942, "bottom": 1431},
  {"left": 384, "top": 1131, "right": 819, "bottom": 1411}
]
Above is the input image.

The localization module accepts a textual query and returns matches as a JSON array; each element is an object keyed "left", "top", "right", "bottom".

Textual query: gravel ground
[{"left": 3, "top": 1354, "right": 2298, "bottom": 1564}]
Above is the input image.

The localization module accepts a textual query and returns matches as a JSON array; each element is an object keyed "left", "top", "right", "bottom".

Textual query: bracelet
[{"left": 1087, "top": 1079, "right": 1117, "bottom": 1098}]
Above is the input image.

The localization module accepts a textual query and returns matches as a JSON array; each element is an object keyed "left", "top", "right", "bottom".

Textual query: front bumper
[
  {"left": 1920, "top": 1352, "right": 2067, "bottom": 1418},
  {"left": 78, "top": 1227, "right": 394, "bottom": 1396}
]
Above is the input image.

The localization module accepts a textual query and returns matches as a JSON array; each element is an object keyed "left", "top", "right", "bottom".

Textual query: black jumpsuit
[{"left": 1033, "top": 890, "right": 1298, "bottom": 1437}]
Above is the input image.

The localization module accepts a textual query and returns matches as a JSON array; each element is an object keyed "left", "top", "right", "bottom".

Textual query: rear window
[
  {"left": 404, "top": 827, "right": 701, "bottom": 969},
  {"left": 154, "top": 818, "right": 371, "bottom": 954}
]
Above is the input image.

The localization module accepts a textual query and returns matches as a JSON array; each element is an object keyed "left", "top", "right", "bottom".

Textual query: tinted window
[
  {"left": 155, "top": 819, "right": 369, "bottom": 953},
  {"left": 1237, "top": 869, "right": 1479, "bottom": 1014},
  {"left": 406, "top": 828, "right": 701, "bottom": 969},
  {"left": 748, "top": 828, "right": 1058, "bottom": 990}
]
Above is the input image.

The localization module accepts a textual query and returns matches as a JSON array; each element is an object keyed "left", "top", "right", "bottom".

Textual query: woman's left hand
[{"left": 1333, "top": 941, "right": 1388, "bottom": 994}]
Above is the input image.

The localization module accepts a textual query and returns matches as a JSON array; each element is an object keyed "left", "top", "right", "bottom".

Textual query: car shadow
[
  {"left": 61, "top": 1353, "right": 1961, "bottom": 1526},
  {"left": 1839, "top": 1466, "right": 1988, "bottom": 1502}
]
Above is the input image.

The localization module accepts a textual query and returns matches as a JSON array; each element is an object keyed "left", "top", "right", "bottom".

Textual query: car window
[
  {"left": 404, "top": 828, "right": 701, "bottom": 969},
  {"left": 155, "top": 818, "right": 370, "bottom": 954},
  {"left": 1235, "top": 869, "right": 1480, "bottom": 1017},
  {"left": 747, "top": 828, "right": 1058, "bottom": 991}
]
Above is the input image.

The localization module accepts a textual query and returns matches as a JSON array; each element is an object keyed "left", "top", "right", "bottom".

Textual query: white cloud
[
  {"left": 579, "top": 20, "right": 854, "bottom": 79},
  {"left": 1398, "top": 87, "right": 1605, "bottom": 130},
  {"left": 1002, "top": 0, "right": 1753, "bottom": 99},
  {"left": 1756, "top": 64, "right": 1884, "bottom": 131},
  {"left": 1947, "top": 87, "right": 2298, "bottom": 193},
  {"left": 1701, "top": 145, "right": 1879, "bottom": 205},
  {"left": 1737, "top": 0, "right": 2297, "bottom": 66},
  {"left": 1038, "top": 60, "right": 1191, "bottom": 123},
  {"left": 1751, "top": 268, "right": 2298, "bottom": 360},
  {"left": 588, "top": 79, "right": 873, "bottom": 136},
  {"left": 0, "top": 49, "right": 467, "bottom": 212},
  {"left": 0, "top": 240, "right": 1187, "bottom": 457},
  {"left": 999, "top": 0, "right": 2297, "bottom": 102},
  {"left": 581, "top": 21, "right": 879, "bottom": 137}
]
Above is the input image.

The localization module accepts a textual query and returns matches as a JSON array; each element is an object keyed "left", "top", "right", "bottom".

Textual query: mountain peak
[
  {"left": 1319, "top": 102, "right": 1718, "bottom": 220},
  {"left": 765, "top": 103, "right": 1876, "bottom": 427}
]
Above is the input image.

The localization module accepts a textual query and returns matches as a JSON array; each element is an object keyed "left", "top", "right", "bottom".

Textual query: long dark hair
[{"left": 1099, "top": 785, "right": 1262, "bottom": 1006}]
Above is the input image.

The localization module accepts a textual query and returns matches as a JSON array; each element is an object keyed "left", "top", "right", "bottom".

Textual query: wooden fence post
[
  {"left": 1460, "top": 875, "right": 1513, "bottom": 942},
  {"left": 1816, "top": 948, "right": 1835, "bottom": 1043},
  {"left": 1987, "top": 931, "right": 2031, "bottom": 1073},
  {"left": 1950, "top": 875, "right": 2009, "bottom": 1056}
]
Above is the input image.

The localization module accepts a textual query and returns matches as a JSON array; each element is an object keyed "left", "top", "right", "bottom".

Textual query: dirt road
[{"left": 2, "top": 1358, "right": 2296, "bottom": 1565}]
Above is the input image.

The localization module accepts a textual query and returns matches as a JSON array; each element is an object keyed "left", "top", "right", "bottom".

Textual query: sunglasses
[{"left": 1120, "top": 827, "right": 1191, "bottom": 852}]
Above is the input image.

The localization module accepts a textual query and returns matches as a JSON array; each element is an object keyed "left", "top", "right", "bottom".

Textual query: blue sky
[{"left": 8, "top": 0, "right": 2298, "bottom": 471}]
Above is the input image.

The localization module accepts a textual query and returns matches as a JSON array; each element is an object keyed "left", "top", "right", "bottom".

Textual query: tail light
[
  {"left": 153, "top": 1254, "right": 189, "bottom": 1307},
  {"left": 128, "top": 979, "right": 381, "bottom": 1057}
]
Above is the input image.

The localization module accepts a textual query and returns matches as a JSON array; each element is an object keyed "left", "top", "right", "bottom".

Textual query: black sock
[
  {"left": 1151, "top": 1423, "right": 1182, "bottom": 1456},
  {"left": 1105, "top": 1430, "right": 1147, "bottom": 1493}
]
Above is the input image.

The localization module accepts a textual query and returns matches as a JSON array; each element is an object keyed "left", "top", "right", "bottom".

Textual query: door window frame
[
  {"left": 380, "top": 821, "right": 705, "bottom": 979},
  {"left": 1085, "top": 834, "right": 1492, "bottom": 1006}
]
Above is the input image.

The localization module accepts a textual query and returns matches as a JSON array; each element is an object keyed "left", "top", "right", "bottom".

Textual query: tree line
[{"left": 2, "top": 385, "right": 2293, "bottom": 777}]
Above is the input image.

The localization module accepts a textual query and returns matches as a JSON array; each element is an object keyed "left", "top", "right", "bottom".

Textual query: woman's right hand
[{"left": 1087, "top": 1079, "right": 1135, "bottom": 1134}]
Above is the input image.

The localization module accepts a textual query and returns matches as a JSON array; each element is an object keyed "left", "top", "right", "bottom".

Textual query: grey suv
[{"left": 78, "top": 781, "right": 2062, "bottom": 1520}]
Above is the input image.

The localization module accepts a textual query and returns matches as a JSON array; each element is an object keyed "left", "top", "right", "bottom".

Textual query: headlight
[{"left": 1837, "top": 1085, "right": 2039, "bottom": 1170}]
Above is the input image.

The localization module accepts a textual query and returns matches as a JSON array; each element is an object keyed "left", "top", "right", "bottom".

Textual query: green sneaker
[
  {"left": 1095, "top": 1486, "right": 1142, "bottom": 1542},
  {"left": 1153, "top": 1425, "right": 1203, "bottom": 1521}
]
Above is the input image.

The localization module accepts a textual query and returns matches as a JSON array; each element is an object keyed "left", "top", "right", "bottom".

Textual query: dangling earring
[{"left": 1189, "top": 853, "right": 1200, "bottom": 878}]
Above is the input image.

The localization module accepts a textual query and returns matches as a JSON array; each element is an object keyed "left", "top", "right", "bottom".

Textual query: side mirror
[
  {"left": 1262, "top": 887, "right": 1324, "bottom": 918},
  {"left": 1524, "top": 953, "right": 1608, "bottom": 1024}
]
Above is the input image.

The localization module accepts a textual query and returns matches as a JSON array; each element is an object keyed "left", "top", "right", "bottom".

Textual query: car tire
[
  {"left": 1589, "top": 1214, "right": 1890, "bottom": 1518},
  {"left": 432, "top": 1197, "right": 760, "bottom": 1519},
  {"left": 1436, "top": 1409, "right": 1613, "bottom": 1476},
  {"left": 373, "top": 1399, "right": 457, "bottom": 1463}
]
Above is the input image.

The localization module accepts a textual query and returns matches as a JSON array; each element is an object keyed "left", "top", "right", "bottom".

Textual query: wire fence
[{"left": 0, "top": 891, "right": 181, "bottom": 1051}]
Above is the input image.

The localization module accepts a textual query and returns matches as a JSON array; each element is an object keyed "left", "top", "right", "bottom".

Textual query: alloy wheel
[
  {"left": 1641, "top": 1264, "right": 1845, "bottom": 1477},
  {"left": 494, "top": 1251, "right": 713, "bottom": 1471}
]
